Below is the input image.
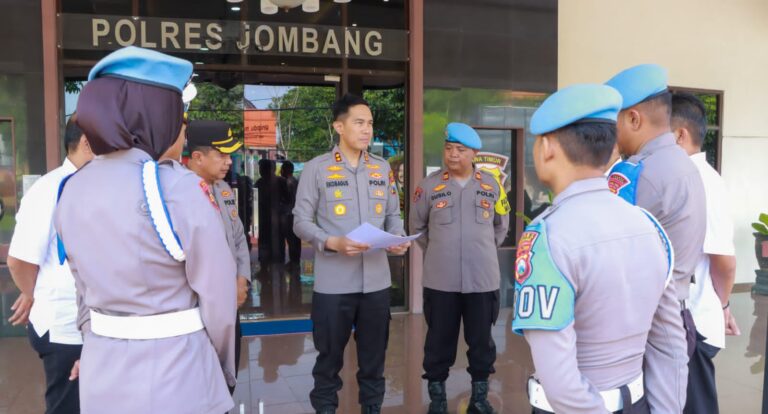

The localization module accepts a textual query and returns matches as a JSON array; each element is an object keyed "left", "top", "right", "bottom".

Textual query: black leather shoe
[
  {"left": 361, "top": 403, "right": 382, "bottom": 414},
  {"left": 467, "top": 381, "right": 497, "bottom": 414},
  {"left": 427, "top": 381, "right": 448, "bottom": 414}
]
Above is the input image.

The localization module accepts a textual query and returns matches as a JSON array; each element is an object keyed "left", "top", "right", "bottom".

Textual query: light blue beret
[
  {"left": 445, "top": 122, "right": 482, "bottom": 150},
  {"left": 530, "top": 84, "right": 623, "bottom": 135},
  {"left": 88, "top": 46, "right": 193, "bottom": 94},
  {"left": 605, "top": 64, "right": 668, "bottom": 110}
]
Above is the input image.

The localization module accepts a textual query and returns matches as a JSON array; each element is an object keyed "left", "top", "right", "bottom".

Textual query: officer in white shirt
[
  {"left": 671, "top": 91, "right": 740, "bottom": 414},
  {"left": 7, "top": 115, "right": 93, "bottom": 413}
]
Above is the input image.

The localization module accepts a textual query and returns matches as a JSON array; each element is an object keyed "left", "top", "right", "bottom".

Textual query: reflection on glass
[
  {"left": 0, "top": 120, "right": 15, "bottom": 245},
  {"left": 237, "top": 84, "right": 408, "bottom": 320}
]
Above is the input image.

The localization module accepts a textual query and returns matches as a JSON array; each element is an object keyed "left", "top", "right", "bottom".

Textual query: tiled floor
[{"left": 1, "top": 291, "right": 765, "bottom": 414}]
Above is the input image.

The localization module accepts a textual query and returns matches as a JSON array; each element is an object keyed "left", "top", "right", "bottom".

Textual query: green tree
[
  {"left": 269, "top": 86, "right": 336, "bottom": 162},
  {"left": 364, "top": 87, "right": 406, "bottom": 155},
  {"left": 187, "top": 83, "right": 245, "bottom": 139}
]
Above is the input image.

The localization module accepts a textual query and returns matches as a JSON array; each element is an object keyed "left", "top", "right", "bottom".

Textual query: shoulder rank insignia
[
  {"left": 442, "top": 171, "right": 450, "bottom": 181},
  {"left": 475, "top": 171, "right": 482, "bottom": 181},
  {"left": 334, "top": 152, "right": 343, "bottom": 163},
  {"left": 200, "top": 181, "right": 219, "bottom": 210}
]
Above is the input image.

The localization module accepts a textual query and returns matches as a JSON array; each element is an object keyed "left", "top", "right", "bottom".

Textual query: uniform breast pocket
[
  {"left": 475, "top": 195, "right": 493, "bottom": 224},
  {"left": 324, "top": 186, "right": 355, "bottom": 220},
  {"left": 430, "top": 197, "right": 454, "bottom": 225},
  {"left": 368, "top": 187, "right": 387, "bottom": 224}
]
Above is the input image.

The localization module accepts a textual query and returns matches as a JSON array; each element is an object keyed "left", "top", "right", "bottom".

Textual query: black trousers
[
  {"left": 532, "top": 395, "right": 650, "bottom": 414},
  {"left": 683, "top": 331, "right": 721, "bottom": 414},
  {"left": 27, "top": 323, "right": 82, "bottom": 414},
  {"left": 681, "top": 308, "right": 697, "bottom": 358},
  {"left": 422, "top": 288, "right": 500, "bottom": 382},
  {"left": 228, "top": 315, "right": 243, "bottom": 395},
  {"left": 310, "top": 288, "right": 391, "bottom": 410}
]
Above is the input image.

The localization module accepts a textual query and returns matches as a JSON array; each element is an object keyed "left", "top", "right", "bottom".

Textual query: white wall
[{"left": 559, "top": 0, "right": 768, "bottom": 282}]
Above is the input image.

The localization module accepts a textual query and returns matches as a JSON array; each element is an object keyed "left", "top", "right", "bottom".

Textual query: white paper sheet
[{"left": 345, "top": 222, "right": 421, "bottom": 250}]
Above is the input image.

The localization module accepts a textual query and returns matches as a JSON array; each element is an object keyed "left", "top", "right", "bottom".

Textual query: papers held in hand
[{"left": 346, "top": 222, "right": 421, "bottom": 250}]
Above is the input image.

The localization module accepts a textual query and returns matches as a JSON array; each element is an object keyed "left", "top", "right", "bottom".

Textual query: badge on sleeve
[
  {"left": 511, "top": 221, "right": 575, "bottom": 335},
  {"left": 413, "top": 187, "right": 423, "bottom": 202},
  {"left": 608, "top": 161, "right": 644, "bottom": 205}
]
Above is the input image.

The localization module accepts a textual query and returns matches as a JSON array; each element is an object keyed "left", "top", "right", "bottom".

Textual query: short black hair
[
  {"left": 553, "top": 122, "right": 617, "bottom": 168},
  {"left": 639, "top": 90, "right": 672, "bottom": 120},
  {"left": 64, "top": 114, "right": 84, "bottom": 154},
  {"left": 332, "top": 94, "right": 369, "bottom": 121},
  {"left": 671, "top": 92, "right": 707, "bottom": 147}
]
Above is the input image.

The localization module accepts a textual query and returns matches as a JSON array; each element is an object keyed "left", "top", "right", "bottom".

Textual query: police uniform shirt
[
  {"left": 8, "top": 158, "right": 82, "bottom": 345},
  {"left": 54, "top": 149, "right": 238, "bottom": 413},
  {"left": 292, "top": 146, "right": 403, "bottom": 294},
  {"left": 212, "top": 180, "right": 251, "bottom": 279},
  {"left": 624, "top": 132, "right": 706, "bottom": 300},
  {"left": 513, "top": 178, "right": 688, "bottom": 413},
  {"left": 689, "top": 152, "right": 735, "bottom": 349},
  {"left": 410, "top": 168, "right": 509, "bottom": 293}
]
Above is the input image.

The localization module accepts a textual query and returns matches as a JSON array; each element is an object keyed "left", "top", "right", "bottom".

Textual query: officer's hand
[
  {"left": 69, "top": 360, "right": 80, "bottom": 381},
  {"left": 236, "top": 277, "right": 249, "bottom": 308},
  {"left": 8, "top": 293, "right": 34, "bottom": 326},
  {"left": 326, "top": 236, "right": 370, "bottom": 256},
  {"left": 386, "top": 241, "right": 411, "bottom": 256},
  {"left": 724, "top": 307, "right": 741, "bottom": 336}
]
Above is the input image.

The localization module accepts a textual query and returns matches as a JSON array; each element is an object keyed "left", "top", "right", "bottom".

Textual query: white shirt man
[
  {"left": 7, "top": 116, "right": 92, "bottom": 413},
  {"left": 671, "top": 92, "right": 738, "bottom": 414}
]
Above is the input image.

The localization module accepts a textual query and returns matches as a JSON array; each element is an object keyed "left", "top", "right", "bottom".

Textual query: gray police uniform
[
  {"left": 410, "top": 167, "right": 509, "bottom": 382},
  {"left": 624, "top": 132, "right": 706, "bottom": 301},
  {"left": 54, "top": 149, "right": 237, "bottom": 414},
  {"left": 514, "top": 178, "right": 688, "bottom": 414},
  {"left": 611, "top": 132, "right": 706, "bottom": 363},
  {"left": 212, "top": 179, "right": 251, "bottom": 393},
  {"left": 213, "top": 180, "right": 251, "bottom": 279},
  {"left": 292, "top": 145, "right": 403, "bottom": 410}
]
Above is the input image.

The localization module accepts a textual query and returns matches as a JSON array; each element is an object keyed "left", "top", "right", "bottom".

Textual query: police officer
[
  {"left": 513, "top": 83, "right": 688, "bottom": 414},
  {"left": 185, "top": 120, "right": 251, "bottom": 393},
  {"left": 54, "top": 47, "right": 237, "bottom": 413},
  {"left": 606, "top": 64, "right": 706, "bottom": 410},
  {"left": 292, "top": 94, "right": 409, "bottom": 414},
  {"left": 410, "top": 122, "right": 510, "bottom": 414}
]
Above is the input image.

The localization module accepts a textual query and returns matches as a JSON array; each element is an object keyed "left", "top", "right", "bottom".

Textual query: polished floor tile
[{"left": 1, "top": 291, "right": 765, "bottom": 414}]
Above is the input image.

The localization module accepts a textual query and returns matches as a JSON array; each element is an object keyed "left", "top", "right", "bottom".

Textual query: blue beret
[
  {"left": 88, "top": 46, "right": 193, "bottom": 94},
  {"left": 445, "top": 122, "right": 482, "bottom": 150},
  {"left": 530, "top": 84, "right": 623, "bottom": 135},
  {"left": 605, "top": 64, "right": 668, "bottom": 110}
]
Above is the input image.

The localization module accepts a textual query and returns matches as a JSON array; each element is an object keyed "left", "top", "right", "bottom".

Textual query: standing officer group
[
  {"left": 513, "top": 83, "right": 687, "bottom": 414},
  {"left": 21, "top": 43, "right": 726, "bottom": 414}
]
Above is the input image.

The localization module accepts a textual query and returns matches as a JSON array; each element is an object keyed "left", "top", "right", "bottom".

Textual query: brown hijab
[{"left": 75, "top": 76, "right": 184, "bottom": 160}]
